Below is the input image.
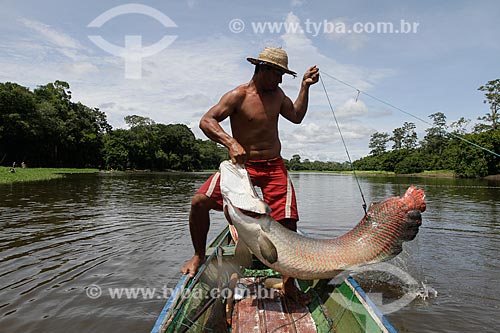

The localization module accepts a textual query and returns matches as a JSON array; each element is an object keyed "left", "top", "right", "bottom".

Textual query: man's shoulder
[
  {"left": 224, "top": 84, "right": 248, "bottom": 100},
  {"left": 216, "top": 84, "right": 246, "bottom": 108},
  {"left": 233, "top": 83, "right": 251, "bottom": 96},
  {"left": 277, "top": 86, "right": 286, "bottom": 98}
]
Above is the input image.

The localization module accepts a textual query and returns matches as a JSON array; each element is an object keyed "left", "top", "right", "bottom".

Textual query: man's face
[{"left": 261, "top": 65, "right": 284, "bottom": 90}]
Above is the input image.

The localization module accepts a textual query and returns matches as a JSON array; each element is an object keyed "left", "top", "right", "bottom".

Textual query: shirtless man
[{"left": 181, "top": 47, "right": 319, "bottom": 302}]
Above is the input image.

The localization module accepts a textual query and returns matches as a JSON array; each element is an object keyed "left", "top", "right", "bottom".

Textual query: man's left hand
[{"left": 303, "top": 65, "right": 319, "bottom": 86}]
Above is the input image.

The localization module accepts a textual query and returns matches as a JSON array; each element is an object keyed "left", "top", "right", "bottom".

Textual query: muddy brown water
[{"left": 1, "top": 172, "right": 499, "bottom": 332}]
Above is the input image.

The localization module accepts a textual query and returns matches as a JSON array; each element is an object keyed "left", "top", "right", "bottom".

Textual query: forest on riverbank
[
  {"left": 352, "top": 79, "right": 500, "bottom": 177},
  {"left": 0, "top": 80, "right": 226, "bottom": 171},
  {"left": 353, "top": 117, "right": 500, "bottom": 177},
  {"left": 1, "top": 79, "right": 499, "bottom": 177}
]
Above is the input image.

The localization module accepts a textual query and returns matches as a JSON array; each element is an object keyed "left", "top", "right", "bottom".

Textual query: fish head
[
  {"left": 363, "top": 186, "right": 426, "bottom": 244},
  {"left": 223, "top": 198, "right": 267, "bottom": 237},
  {"left": 223, "top": 198, "right": 278, "bottom": 265}
]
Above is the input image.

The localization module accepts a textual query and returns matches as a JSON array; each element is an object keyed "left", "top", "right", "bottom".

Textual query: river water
[{"left": 0, "top": 172, "right": 499, "bottom": 332}]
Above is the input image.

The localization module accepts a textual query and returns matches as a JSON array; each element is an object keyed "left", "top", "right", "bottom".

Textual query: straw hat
[{"left": 247, "top": 47, "right": 296, "bottom": 76}]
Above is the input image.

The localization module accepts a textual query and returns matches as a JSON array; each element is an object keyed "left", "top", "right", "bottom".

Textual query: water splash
[
  {"left": 350, "top": 236, "right": 438, "bottom": 311},
  {"left": 415, "top": 281, "right": 438, "bottom": 301}
]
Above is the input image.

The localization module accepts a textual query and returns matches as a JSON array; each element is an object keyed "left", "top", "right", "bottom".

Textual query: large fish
[{"left": 220, "top": 161, "right": 426, "bottom": 280}]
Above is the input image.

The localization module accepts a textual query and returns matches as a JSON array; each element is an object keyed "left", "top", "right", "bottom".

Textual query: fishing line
[
  {"left": 319, "top": 75, "right": 368, "bottom": 215},
  {"left": 268, "top": 310, "right": 310, "bottom": 333},
  {"left": 320, "top": 70, "right": 500, "bottom": 159},
  {"left": 326, "top": 287, "right": 356, "bottom": 333}
]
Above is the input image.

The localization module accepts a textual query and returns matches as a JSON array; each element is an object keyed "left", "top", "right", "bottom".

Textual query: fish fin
[
  {"left": 258, "top": 232, "right": 278, "bottom": 264},
  {"left": 234, "top": 241, "right": 253, "bottom": 267}
]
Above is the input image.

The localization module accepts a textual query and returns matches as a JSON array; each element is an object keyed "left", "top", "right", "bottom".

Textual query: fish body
[{"left": 221, "top": 162, "right": 426, "bottom": 280}]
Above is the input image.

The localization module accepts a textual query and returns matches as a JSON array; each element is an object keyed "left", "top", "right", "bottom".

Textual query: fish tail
[{"left": 401, "top": 186, "right": 426, "bottom": 212}]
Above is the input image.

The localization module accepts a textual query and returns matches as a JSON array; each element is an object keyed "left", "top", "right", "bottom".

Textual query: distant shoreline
[
  {"left": 5, "top": 167, "right": 498, "bottom": 185},
  {"left": 290, "top": 169, "right": 457, "bottom": 178},
  {"left": 0, "top": 167, "right": 98, "bottom": 184}
]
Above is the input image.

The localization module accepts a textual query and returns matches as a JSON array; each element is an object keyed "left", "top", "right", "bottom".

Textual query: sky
[{"left": 1, "top": 0, "right": 499, "bottom": 162}]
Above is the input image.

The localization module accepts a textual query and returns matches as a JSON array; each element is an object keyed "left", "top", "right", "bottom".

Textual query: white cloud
[
  {"left": 1, "top": 11, "right": 393, "bottom": 161},
  {"left": 68, "top": 36, "right": 254, "bottom": 131},
  {"left": 336, "top": 98, "right": 369, "bottom": 118},
  {"left": 272, "top": 12, "right": 392, "bottom": 160},
  {"left": 18, "top": 17, "right": 87, "bottom": 60},
  {"left": 324, "top": 17, "right": 370, "bottom": 51},
  {"left": 0, "top": 17, "right": 103, "bottom": 83},
  {"left": 63, "top": 62, "right": 99, "bottom": 75},
  {"left": 279, "top": 119, "right": 374, "bottom": 161},
  {"left": 291, "top": 0, "right": 304, "bottom": 8}
]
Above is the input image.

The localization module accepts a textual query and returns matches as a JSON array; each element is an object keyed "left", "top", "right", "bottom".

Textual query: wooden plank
[
  {"left": 232, "top": 295, "right": 263, "bottom": 333},
  {"left": 232, "top": 278, "right": 265, "bottom": 333},
  {"left": 284, "top": 298, "right": 317, "bottom": 333},
  {"left": 232, "top": 277, "right": 318, "bottom": 333},
  {"left": 262, "top": 296, "right": 295, "bottom": 333}
]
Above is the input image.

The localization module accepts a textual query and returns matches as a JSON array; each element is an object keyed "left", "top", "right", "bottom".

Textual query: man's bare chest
[{"left": 237, "top": 95, "right": 281, "bottom": 122}]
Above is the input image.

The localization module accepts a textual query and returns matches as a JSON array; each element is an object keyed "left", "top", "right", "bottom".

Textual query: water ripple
[{"left": 1, "top": 172, "right": 499, "bottom": 332}]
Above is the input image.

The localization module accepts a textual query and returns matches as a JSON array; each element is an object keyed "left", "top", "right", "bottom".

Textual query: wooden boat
[{"left": 151, "top": 226, "right": 397, "bottom": 333}]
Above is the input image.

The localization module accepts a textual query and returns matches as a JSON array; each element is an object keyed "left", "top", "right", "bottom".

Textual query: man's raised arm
[{"left": 280, "top": 65, "right": 319, "bottom": 124}]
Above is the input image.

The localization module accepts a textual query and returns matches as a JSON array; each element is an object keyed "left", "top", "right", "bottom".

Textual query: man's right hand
[
  {"left": 181, "top": 254, "right": 205, "bottom": 278},
  {"left": 229, "top": 141, "right": 247, "bottom": 164}
]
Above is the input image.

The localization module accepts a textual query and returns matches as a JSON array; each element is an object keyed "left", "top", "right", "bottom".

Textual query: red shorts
[{"left": 196, "top": 157, "right": 299, "bottom": 222}]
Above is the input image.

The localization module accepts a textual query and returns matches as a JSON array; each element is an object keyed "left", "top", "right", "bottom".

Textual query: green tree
[
  {"left": 288, "top": 154, "right": 301, "bottom": 170},
  {"left": 30, "top": 81, "right": 111, "bottom": 167},
  {"left": 368, "top": 132, "right": 389, "bottom": 156},
  {"left": 0, "top": 80, "right": 111, "bottom": 167},
  {"left": 196, "top": 139, "right": 227, "bottom": 170},
  {"left": 391, "top": 122, "right": 418, "bottom": 150},
  {"left": 444, "top": 138, "right": 488, "bottom": 177},
  {"left": 381, "top": 149, "right": 409, "bottom": 172},
  {"left": 476, "top": 79, "right": 500, "bottom": 131},
  {"left": 156, "top": 123, "right": 200, "bottom": 170},
  {"left": 102, "top": 129, "right": 131, "bottom": 170},
  {"left": 449, "top": 117, "right": 470, "bottom": 135},
  {"left": 390, "top": 127, "right": 404, "bottom": 150},
  {"left": 353, "top": 155, "right": 382, "bottom": 170},
  {"left": 0, "top": 82, "right": 37, "bottom": 165},
  {"left": 124, "top": 115, "right": 157, "bottom": 169},
  {"left": 421, "top": 112, "right": 447, "bottom": 155},
  {"left": 402, "top": 122, "right": 418, "bottom": 150},
  {"left": 125, "top": 114, "right": 155, "bottom": 128},
  {"left": 394, "top": 154, "right": 425, "bottom": 174}
]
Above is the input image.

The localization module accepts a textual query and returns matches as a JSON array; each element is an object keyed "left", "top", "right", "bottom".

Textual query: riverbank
[
  {"left": 309, "top": 169, "right": 456, "bottom": 177},
  {"left": 0, "top": 167, "right": 99, "bottom": 184},
  {"left": 406, "top": 170, "right": 456, "bottom": 177},
  {"left": 0, "top": 167, "right": 460, "bottom": 185}
]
